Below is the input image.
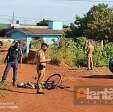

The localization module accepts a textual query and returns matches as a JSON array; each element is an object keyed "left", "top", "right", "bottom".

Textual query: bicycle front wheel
[{"left": 45, "top": 73, "right": 62, "bottom": 90}]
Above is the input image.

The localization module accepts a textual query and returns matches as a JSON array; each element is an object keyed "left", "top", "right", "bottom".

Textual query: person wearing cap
[
  {"left": 0, "top": 42, "right": 22, "bottom": 86},
  {"left": 34, "top": 43, "right": 51, "bottom": 94},
  {"left": 86, "top": 40, "right": 94, "bottom": 70}
]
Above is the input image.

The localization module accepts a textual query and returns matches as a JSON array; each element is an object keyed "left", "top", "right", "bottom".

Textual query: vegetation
[
  {"left": 66, "top": 3, "right": 113, "bottom": 42},
  {"left": 30, "top": 4, "right": 113, "bottom": 67},
  {"left": 46, "top": 37, "right": 113, "bottom": 67},
  {"left": 36, "top": 19, "right": 49, "bottom": 26}
]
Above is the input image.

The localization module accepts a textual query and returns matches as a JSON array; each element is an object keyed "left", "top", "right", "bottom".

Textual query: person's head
[
  {"left": 41, "top": 43, "right": 49, "bottom": 52},
  {"left": 14, "top": 42, "right": 19, "bottom": 48},
  {"left": 18, "top": 40, "right": 22, "bottom": 44},
  {"left": 87, "top": 40, "right": 92, "bottom": 46}
]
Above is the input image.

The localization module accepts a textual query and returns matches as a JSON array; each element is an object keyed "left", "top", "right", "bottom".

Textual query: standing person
[
  {"left": 86, "top": 41, "right": 94, "bottom": 70},
  {"left": 34, "top": 43, "right": 51, "bottom": 94},
  {"left": 0, "top": 42, "right": 22, "bottom": 86}
]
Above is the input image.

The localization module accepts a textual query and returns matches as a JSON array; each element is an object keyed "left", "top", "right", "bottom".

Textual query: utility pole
[{"left": 11, "top": 12, "right": 15, "bottom": 24}]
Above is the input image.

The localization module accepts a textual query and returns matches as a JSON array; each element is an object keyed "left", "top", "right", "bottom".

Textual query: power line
[
  {"left": 0, "top": 15, "right": 39, "bottom": 24},
  {"left": 0, "top": 15, "right": 70, "bottom": 24},
  {"left": 63, "top": 0, "right": 113, "bottom": 2},
  {"left": 0, "top": 14, "right": 37, "bottom": 20},
  {"left": 12, "top": 12, "right": 14, "bottom": 24},
  {"left": 0, "top": 14, "right": 38, "bottom": 21},
  {"left": 66, "top": 0, "right": 113, "bottom": 1}
]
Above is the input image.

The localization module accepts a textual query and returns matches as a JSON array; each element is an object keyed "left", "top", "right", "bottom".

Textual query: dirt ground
[{"left": 0, "top": 64, "right": 113, "bottom": 112}]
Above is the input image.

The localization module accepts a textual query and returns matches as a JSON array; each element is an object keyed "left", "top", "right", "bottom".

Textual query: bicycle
[
  {"left": 35, "top": 73, "right": 70, "bottom": 93},
  {"left": 17, "top": 73, "right": 70, "bottom": 94}
]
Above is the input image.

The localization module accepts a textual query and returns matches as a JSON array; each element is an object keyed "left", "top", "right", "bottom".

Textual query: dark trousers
[{"left": 2, "top": 61, "right": 18, "bottom": 82}]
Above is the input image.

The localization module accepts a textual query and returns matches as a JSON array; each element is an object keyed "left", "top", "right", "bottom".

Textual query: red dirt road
[{"left": 0, "top": 64, "right": 113, "bottom": 112}]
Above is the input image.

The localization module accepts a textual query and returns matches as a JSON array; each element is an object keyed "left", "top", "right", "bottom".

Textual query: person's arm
[
  {"left": 4, "top": 48, "right": 10, "bottom": 63},
  {"left": 18, "top": 48, "right": 23, "bottom": 65},
  {"left": 20, "top": 49, "right": 23, "bottom": 64},
  {"left": 4, "top": 53, "right": 8, "bottom": 63},
  {"left": 92, "top": 46, "right": 95, "bottom": 54},
  {"left": 20, "top": 54, "right": 23, "bottom": 64},
  {"left": 33, "top": 51, "right": 38, "bottom": 64},
  {"left": 18, "top": 49, "right": 23, "bottom": 69}
]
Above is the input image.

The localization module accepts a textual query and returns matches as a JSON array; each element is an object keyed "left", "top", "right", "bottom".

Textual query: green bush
[
  {"left": 47, "top": 37, "right": 87, "bottom": 67},
  {"left": 31, "top": 41, "right": 42, "bottom": 49}
]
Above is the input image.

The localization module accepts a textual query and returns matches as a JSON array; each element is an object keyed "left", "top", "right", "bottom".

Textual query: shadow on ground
[
  {"left": 0, "top": 88, "right": 36, "bottom": 94},
  {"left": 81, "top": 75, "right": 113, "bottom": 79}
]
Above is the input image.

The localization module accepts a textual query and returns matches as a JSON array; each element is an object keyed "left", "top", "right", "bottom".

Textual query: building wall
[
  {"left": 11, "top": 31, "right": 61, "bottom": 53},
  {"left": 11, "top": 31, "right": 27, "bottom": 40},
  {"left": 48, "top": 21, "right": 63, "bottom": 30},
  {"left": 26, "top": 36, "right": 32, "bottom": 53},
  {"left": 11, "top": 31, "right": 31, "bottom": 53},
  {"left": 43, "top": 35, "right": 60, "bottom": 44},
  {"left": 11, "top": 24, "right": 48, "bottom": 29},
  {"left": 31, "top": 35, "right": 61, "bottom": 44}
]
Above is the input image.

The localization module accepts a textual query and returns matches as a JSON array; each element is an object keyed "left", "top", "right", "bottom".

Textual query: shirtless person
[{"left": 86, "top": 41, "right": 94, "bottom": 70}]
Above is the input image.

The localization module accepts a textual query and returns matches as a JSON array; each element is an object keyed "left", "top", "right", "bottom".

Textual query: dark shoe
[
  {"left": 37, "top": 91, "right": 45, "bottom": 94},
  {"left": 87, "top": 68, "right": 90, "bottom": 70},
  {"left": 37, "top": 88, "right": 44, "bottom": 94},
  {"left": 0, "top": 80, "right": 4, "bottom": 83}
]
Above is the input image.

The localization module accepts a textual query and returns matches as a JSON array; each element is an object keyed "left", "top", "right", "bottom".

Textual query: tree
[
  {"left": 67, "top": 3, "right": 113, "bottom": 42},
  {"left": 36, "top": 19, "right": 49, "bottom": 26},
  {"left": 0, "top": 29, "right": 6, "bottom": 37}
]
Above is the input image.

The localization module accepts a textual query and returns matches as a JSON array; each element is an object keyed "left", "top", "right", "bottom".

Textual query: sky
[{"left": 0, "top": 0, "right": 113, "bottom": 25}]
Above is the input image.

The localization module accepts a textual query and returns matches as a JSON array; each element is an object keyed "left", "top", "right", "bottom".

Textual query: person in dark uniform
[{"left": 0, "top": 42, "right": 22, "bottom": 86}]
